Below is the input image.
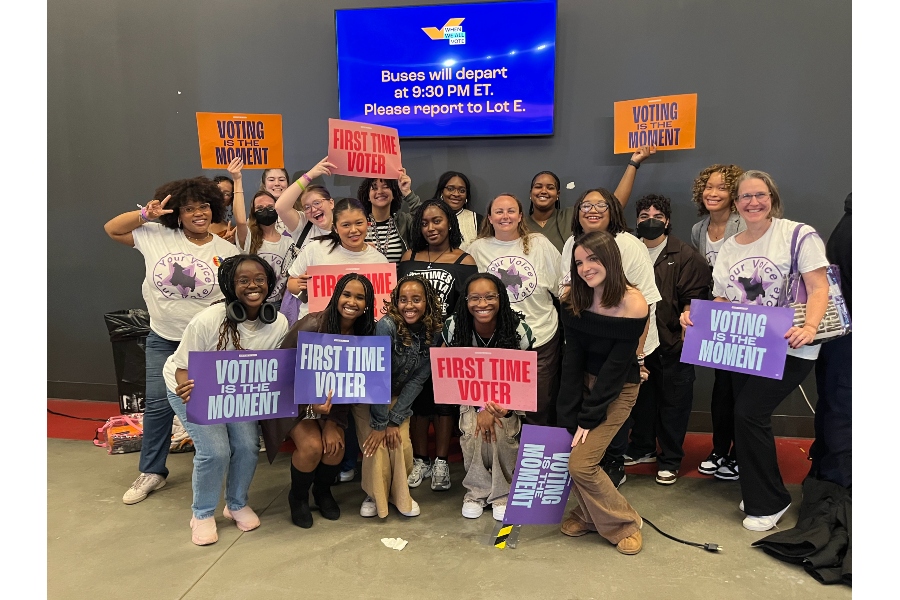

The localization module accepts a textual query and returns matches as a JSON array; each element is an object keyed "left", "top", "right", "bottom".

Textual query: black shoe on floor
[
  {"left": 603, "top": 462, "right": 626, "bottom": 488},
  {"left": 312, "top": 486, "right": 341, "bottom": 521}
]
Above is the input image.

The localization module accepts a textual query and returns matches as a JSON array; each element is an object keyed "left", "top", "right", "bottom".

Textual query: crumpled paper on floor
[{"left": 381, "top": 537, "right": 408, "bottom": 551}]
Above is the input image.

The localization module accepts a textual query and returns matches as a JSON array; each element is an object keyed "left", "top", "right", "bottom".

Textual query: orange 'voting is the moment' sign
[
  {"left": 327, "top": 119, "right": 403, "bottom": 179},
  {"left": 196, "top": 112, "right": 284, "bottom": 169},
  {"left": 613, "top": 94, "right": 697, "bottom": 154}
]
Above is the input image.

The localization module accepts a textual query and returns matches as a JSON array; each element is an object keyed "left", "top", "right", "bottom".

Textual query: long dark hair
[
  {"left": 409, "top": 199, "right": 463, "bottom": 252},
  {"left": 570, "top": 188, "right": 629, "bottom": 238},
  {"left": 214, "top": 255, "right": 278, "bottom": 350},
  {"left": 565, "top": 231, "right": 630, "bottom": 316},
  {"left": 357, "top": 178, "right": 402, "bottom": 216},
  {"left": 447, "top": 273, "right": 525, "bottom": 350},
  {"left": 247, "top": 190, "right": 277, "bottom": 255},
  {"left": 320, "top": 273, "right": 376, "bottom": 336},
  {"left": 313, "top": 197, "right": 368, "bottom": 251},
  {"left": 383, "top": 275, "right": 443, "bottom": 347},
  {"left": 433, "top": 171, "right": 472, "bottom": 208}
]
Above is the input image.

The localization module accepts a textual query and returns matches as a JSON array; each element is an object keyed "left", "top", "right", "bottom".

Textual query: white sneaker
[
  {"left": 739, "top": 500, "right": 745, "bottom": 512},
  {"left": 408, "top": 458, "right": 432, "bottom": 488},
  {"left": 430, "top": 458, "right": 451, "bottom": 491},
  {"left": 399, "top": 499, "right": 420, "bottom": 517},
  {"left": 360, "top": 496, "right": 377, "bottom": 518},
  {"left": 123, "top": 473, "right": 166, "bottom": 505},
  {"left": 462, "top": 500, "right": 484, "bottom": 519},
  {"left": 492, "top": 502, "right": 507, "bottom": 522},
  {"left": 742, "top": 503, "right": 791, "bottom": 532},
  {"left": 339, "top": 468, "right": 355, "bottom": 483}
]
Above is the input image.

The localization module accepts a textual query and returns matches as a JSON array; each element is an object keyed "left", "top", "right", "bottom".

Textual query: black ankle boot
[
  {"left": 312, "top": 462, "right": 342, "bottom": 521},
  {"left": 289, "top": 465, "right": 315, "bottom": 528}
]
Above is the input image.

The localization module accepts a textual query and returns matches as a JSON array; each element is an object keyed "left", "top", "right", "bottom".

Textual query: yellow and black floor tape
[{"left": 493, "top": 524, "right": 514, "bottom": 548}]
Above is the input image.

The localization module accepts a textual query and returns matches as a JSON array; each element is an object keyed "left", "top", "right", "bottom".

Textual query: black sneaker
[
  {"left": 603, "top": 462, "right": 626, "bottom": 488},
  {"left": 698, "top": 452, "right": 726, "bottom": 476},
  {"left": 714, "top": 458, "right": 740, "bottom": 480}
]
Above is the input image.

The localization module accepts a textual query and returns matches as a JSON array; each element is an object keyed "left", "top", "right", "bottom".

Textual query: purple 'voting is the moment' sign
[
  {"left": 186, "top": 349, "right": 298, "bottom": 425},
  {"left": 504, "top": 425, "right": 574, "bottom": 526},
  {"left": 294, "top": 331, "right": 391, "bottom": 404},
  {"left": 681, "top": 299, "right": 796, "bottom": 380}
]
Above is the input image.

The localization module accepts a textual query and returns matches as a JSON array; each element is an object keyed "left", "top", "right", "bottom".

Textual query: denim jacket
[{"left": 369, "top": 315, "right": 438, "bottom": 431}]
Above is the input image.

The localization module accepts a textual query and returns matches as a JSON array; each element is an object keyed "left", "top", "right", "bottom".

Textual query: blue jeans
[
  {"left": 168, "top": 391, "right": 260, "bottom": 519},
  {"left": 138, "top": 331, "right": 180, "bottom": 477}
]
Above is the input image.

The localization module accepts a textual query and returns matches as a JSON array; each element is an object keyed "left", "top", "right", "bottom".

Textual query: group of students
[{"left": 103, "top": 147, "right": 839, "bottom": 555}]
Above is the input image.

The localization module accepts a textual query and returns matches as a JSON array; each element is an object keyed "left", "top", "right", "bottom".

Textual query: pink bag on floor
[{"left": 93, "top": 414, "right": 144, "bottom": 455}]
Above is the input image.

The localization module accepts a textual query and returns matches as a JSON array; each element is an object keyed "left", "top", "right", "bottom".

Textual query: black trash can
[{"left": 104, "top": 309, "right": 151, "bottom": 414}]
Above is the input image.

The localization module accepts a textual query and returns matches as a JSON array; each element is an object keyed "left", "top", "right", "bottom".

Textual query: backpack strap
[{"left": 295, "top": 221, "right": 314, "bottom": 249}]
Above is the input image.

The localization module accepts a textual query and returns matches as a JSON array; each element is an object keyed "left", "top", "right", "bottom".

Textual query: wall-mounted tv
[{"left": 335, "top": 0, "right": 557, "bottom": 138}]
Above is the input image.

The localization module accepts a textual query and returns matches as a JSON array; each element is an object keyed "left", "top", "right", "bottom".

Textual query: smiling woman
[{"left": 161, "top": 255, "right": 289, "bottom": 545}]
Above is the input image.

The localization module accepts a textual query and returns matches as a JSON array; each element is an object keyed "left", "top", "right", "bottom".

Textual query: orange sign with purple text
[
  {"left": 196, "top": 112, "right": 284, "bottom": 169},
  {"left": 613, "top": 94, "right": 697, "bottom": 154}
]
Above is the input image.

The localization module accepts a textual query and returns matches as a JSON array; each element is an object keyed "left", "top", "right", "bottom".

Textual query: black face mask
[
  {"left": 254, "top": 207, "right": 277, "bottom": 226},
  {"left": 636, "top": 218, "right": 666, "bottom": 240}
]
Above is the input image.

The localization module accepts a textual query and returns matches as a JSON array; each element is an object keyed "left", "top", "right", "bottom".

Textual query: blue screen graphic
[{"left": 335, "top": 0, "right": 557, "bottom": 138}]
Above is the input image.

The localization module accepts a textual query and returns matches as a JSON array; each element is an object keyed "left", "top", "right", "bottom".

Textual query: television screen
[{"left": 335, "top": 0, "right": 557, "bottom": 138}]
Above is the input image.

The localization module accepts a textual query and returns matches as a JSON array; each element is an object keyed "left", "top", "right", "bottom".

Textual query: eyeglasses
[
  {"left": 444, "top": 185, "right": 467, "bottom": 196},
  {"left": 466, "top": 293, "right": 500, "bottom": 304},
  {"left": 737, "top": 192, "right": 771, "bottom": 203},
  {"left": 180, "top": 203, "right": 211, "bottom": 214},
  {"left": 236, "top": 275, "right": 268, "bottom": 287},
  {"left": 578, "top": 202, "right": 609, "bottom": 214},
  {"left": 303, "top": 200, "right": 328, "bottom": 213}
]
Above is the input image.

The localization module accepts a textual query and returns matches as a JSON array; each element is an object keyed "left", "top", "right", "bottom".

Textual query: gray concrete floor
[{"left": 49, "top": 438, "right": 850, "bottom": 600}]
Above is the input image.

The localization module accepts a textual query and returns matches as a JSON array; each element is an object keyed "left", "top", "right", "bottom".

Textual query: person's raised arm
[
  {"left": 104, "top": 195, "right": 173, "bottom": 247},
  {"left": 228, "top": 157, "right": 251, "bottom": 249},
  {"left": 397, "top": 167, "right": 422, "bottom": 214},
  {"left": 613, "top": 146, "right": 656, "bottom": 208},
  {"left": 275, "top": 157, "right": 336, "bottom": 233}
]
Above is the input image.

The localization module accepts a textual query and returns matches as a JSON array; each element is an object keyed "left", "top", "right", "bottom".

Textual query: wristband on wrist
[
  {"left": 301, "top": 173, "right": 312, "bottom": 185},
  {"left": 296, "top": 179, "right": 307, "bottom": 191},
  {"left": 628, "top": 159, "right": 641, "bottom": 169}
]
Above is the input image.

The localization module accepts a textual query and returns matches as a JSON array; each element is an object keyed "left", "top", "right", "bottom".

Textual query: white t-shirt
[
  {"left": 706, "top": 234, "right": 725, "bottom": 269},
  {"left": 284, "top": 209, "right": 331, "bottom": 250},
  {"left": 466, "top": 234, "right": 562, "bottom": 347},
  {"left": 559, "top": 232, "right": 662, "bottom": 355},
  {"left": 238, "top": 231, "right": 295, "bottom": 303},
  {"left": 132, "top": 223, "right": 240, "bottom": 341},
  {"left": 712, "top": 218, "right": 829, "bottom": 360},
  {"left": 163, "top": 303, "right": 289, "bottom": 393},
  {"left": 286, "top": 239, "right": 389, "bottom": 319},
  {"left": 647, "top": 238, "right": 667, "bottom": 265}
]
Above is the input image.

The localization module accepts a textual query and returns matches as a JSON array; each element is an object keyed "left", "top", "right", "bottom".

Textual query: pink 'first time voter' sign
[{"left": 430, "top": 347, "right": 537, "bottom": 412}]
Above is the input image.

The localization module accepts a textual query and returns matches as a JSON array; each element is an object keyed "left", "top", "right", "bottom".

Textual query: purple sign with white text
[
  {"left": 681, "top": 299, "right": 795, "bottom": 380},
  {"left": 294, "top": 331, "right": 391, "bottom": 405},
  {"left": 186, "top": 349, "right": 298, "bottom": 425},
  {"left": 504, "top": 425, "right": 574, "bottom": 526}
]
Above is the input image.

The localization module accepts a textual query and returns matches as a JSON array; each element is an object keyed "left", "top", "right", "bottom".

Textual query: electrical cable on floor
[
  {"left": 642, "top": 517, "right": 723, "bottom": 552},
  {"left": 47, "top": 409, "right": 108, "bottom": 422}
]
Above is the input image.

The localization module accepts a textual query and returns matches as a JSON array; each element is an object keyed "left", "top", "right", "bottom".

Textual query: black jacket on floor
[{"left": 752, "top": 477, "right": 851, "bottom": 586}]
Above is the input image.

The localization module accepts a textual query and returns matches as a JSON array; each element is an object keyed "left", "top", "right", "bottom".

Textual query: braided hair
[
  {"left": 384, "top": 275, "right": 443, "bottom": 348},
  {"left": 447, "top": 273, "right": 525, "bottom": 350},
  {"left": 213, "top": 255, "right": 278, "bottom": 350},
  {"left": 409, "top": 198, "right": 463, "bottom": 252},
  {"left": 320, "top": 273, "right": 376, "bottom": 336}
]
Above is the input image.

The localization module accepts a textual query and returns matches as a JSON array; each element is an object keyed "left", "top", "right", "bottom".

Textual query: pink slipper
[
  {"left": 189, "top": 516, "right": 218, "bottom": 546},
  {"left": 223, "top": 506, "right": 261, "bottom": 532}
]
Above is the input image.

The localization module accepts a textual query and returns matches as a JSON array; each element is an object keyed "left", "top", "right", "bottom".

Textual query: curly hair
[
  {"left": 320, "top": 273, "right": 376, "bottom": 336},
  {"left": 213, "top": 255, "right": 278, "bottom": 350},
  {"left": 478, "top": 193, "right": 535, "bottom": 254},
  {"left": 247, "top": 190, "right": 277, "bottom": 255},
  {"left": 529, "top": 170, "right": 562, "bottom": 214},
  {"left": 570, "top": 188, "right": 629, "bottom": 238},
  {"left": 384, "top": 275, "right": 443, "bottom": 348},
  {"left": 447, "top": 273, "right": 526, "bottom": 350},
  {"left": 691, "top": 164, "right": 744, "bottom": 217},
  {"left": 409, "top": 199, "right": 463, "bottom": 252},
  {"left": 432, "top": 171, "right": 472, "bottom": 208},
  {"left": 357, "top": 178, "right": 402, "bottom": 217},
  {"left": 634, "top": 194, "right": 672, "bottom": 235},
  {"left": 154, "top": 177, "right": 226, "bottom": 229}
]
